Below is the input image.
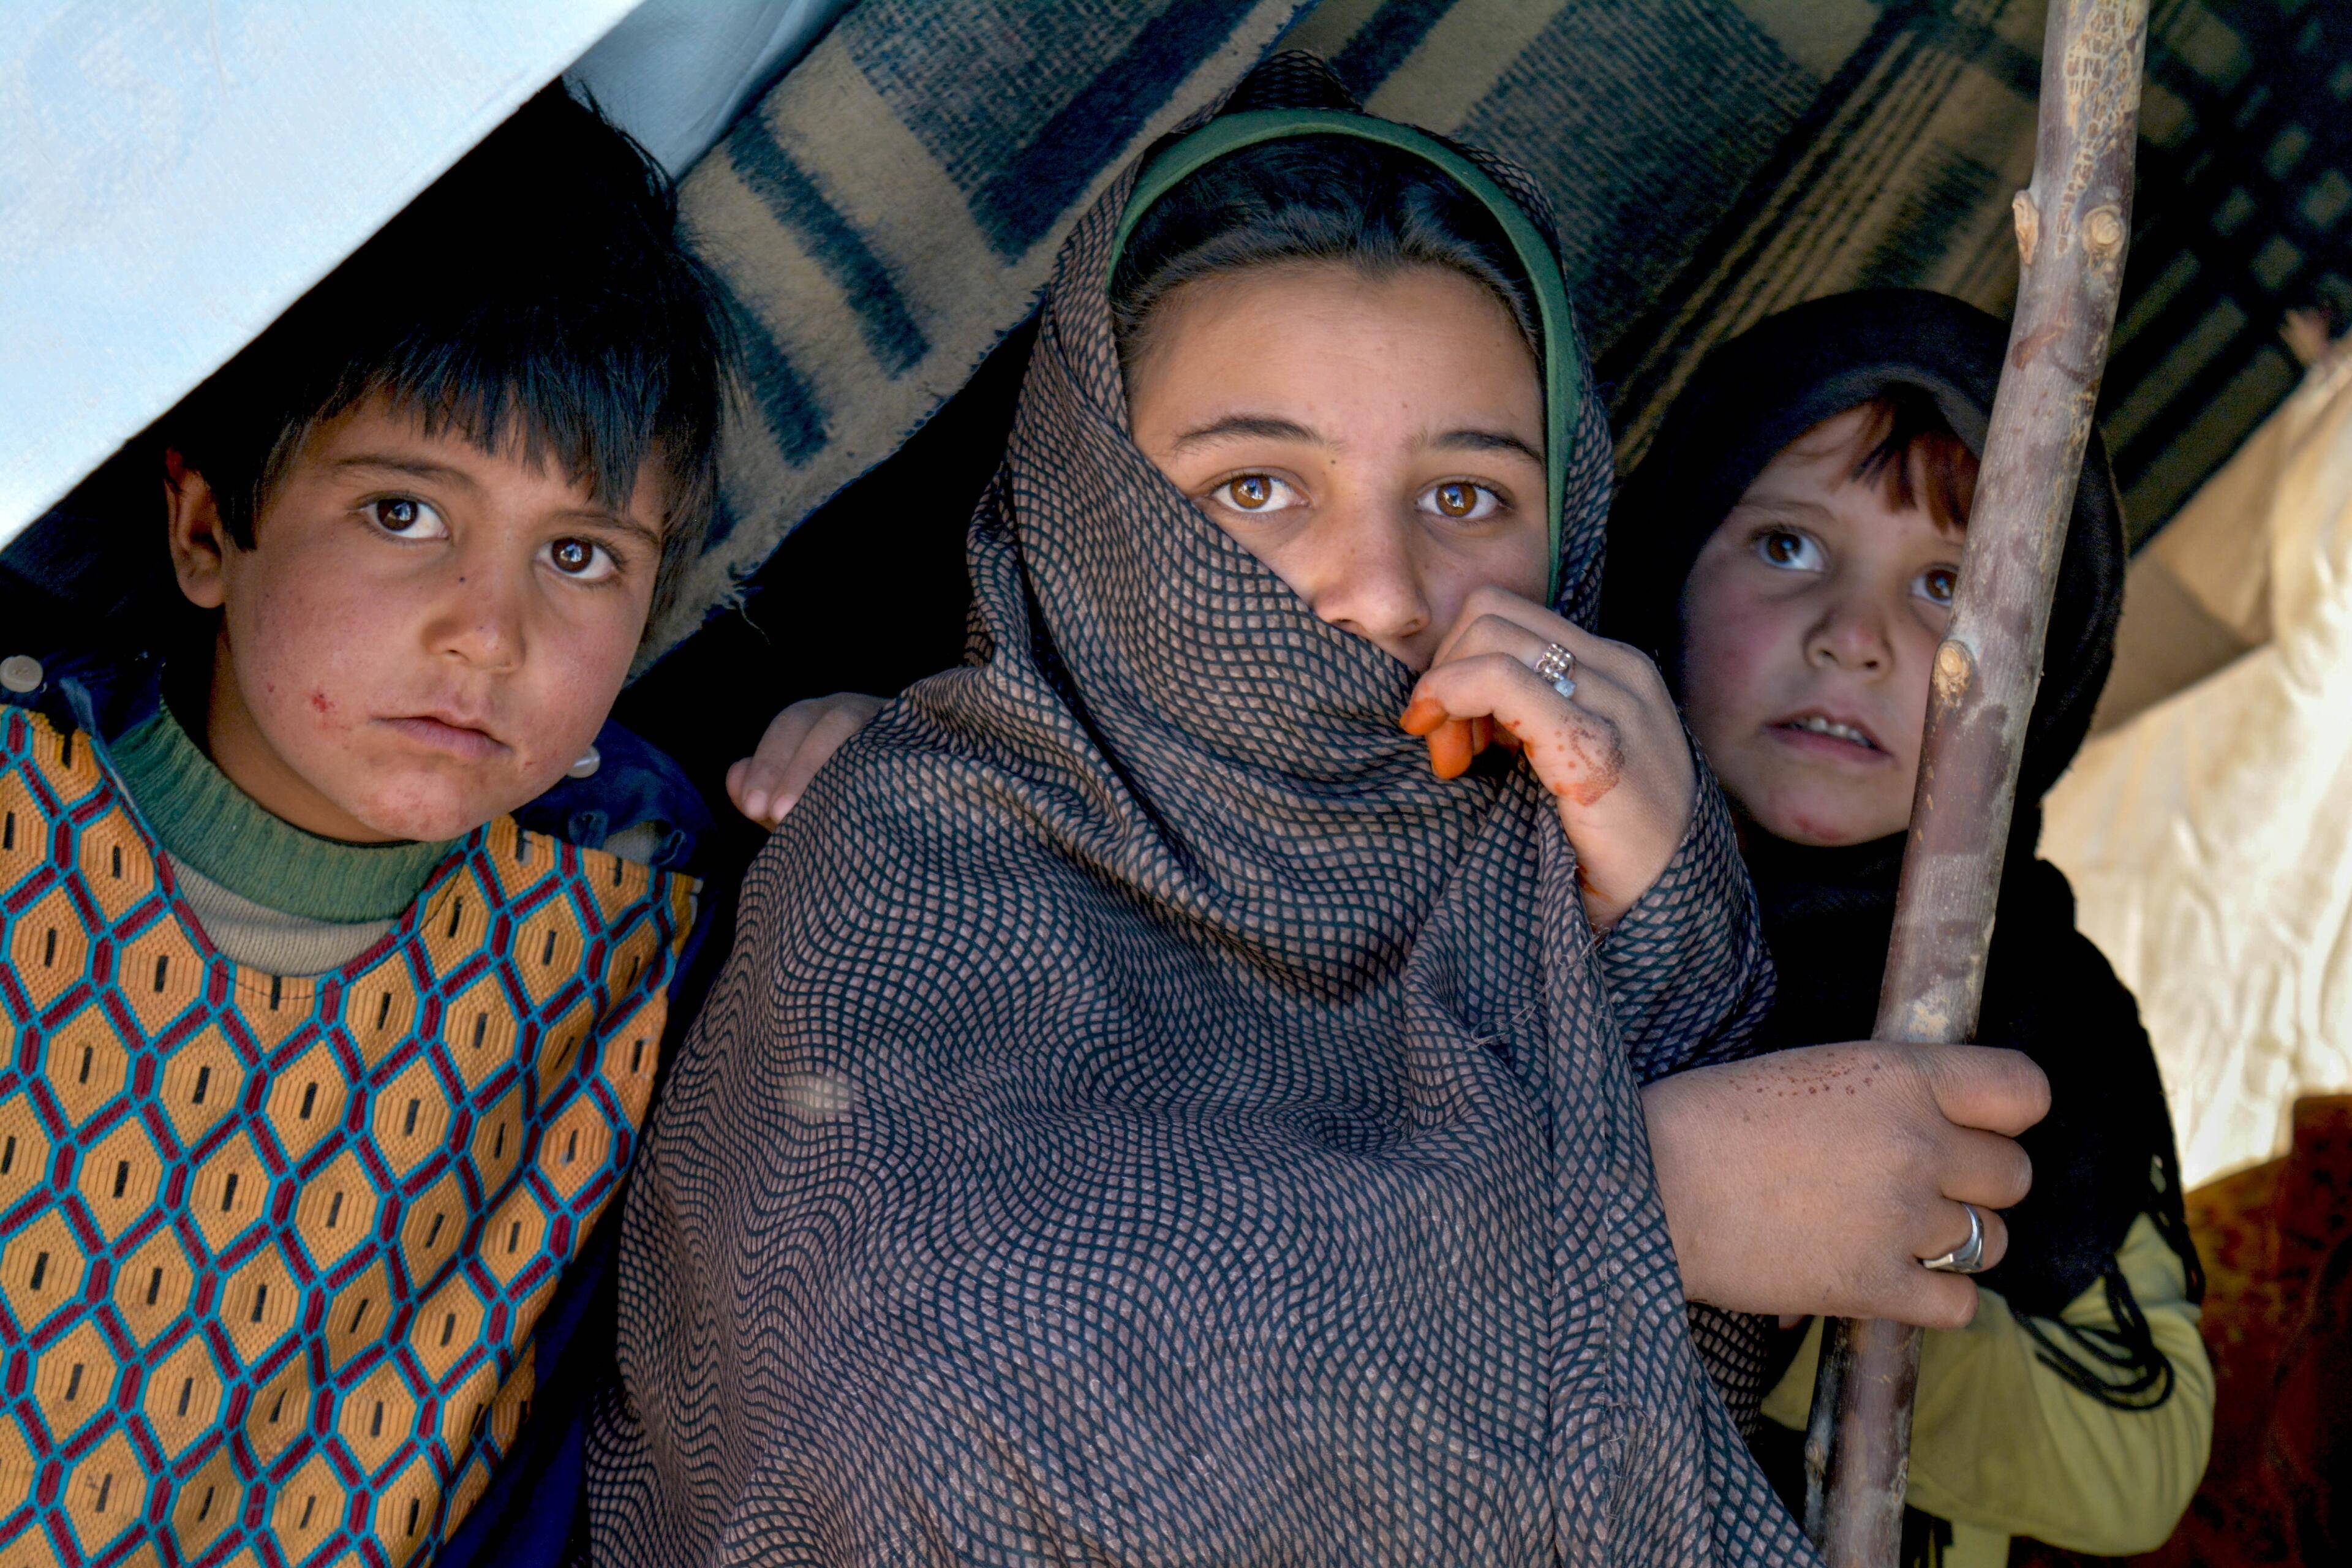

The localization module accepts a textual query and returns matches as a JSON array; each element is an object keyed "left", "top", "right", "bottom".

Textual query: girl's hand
[
  {"left": 1643, "top": 1042, "right": 2050, "bottom": 1331},
  {"left": 1400, "top": 586, "right": 1697, "bottom": 928},
  {"left": 726, "top": 692, "right": 886, "bottom": 828}
]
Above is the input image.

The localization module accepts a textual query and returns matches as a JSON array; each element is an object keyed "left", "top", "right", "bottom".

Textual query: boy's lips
[
  {"left": 380, "top": 714, "right": 508, "bottom": 761},
  {"left": 1765, "top": 708, "right": 1891, "bottom": 764}
]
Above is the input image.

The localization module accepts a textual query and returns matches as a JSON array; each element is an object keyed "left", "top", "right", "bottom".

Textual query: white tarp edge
[{"left": 0, "top": 0, "right": 646, "bottom": 550}]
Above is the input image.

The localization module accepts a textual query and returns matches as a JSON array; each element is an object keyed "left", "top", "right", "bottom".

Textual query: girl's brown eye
[
  {"left": 552, "top": 539, "right": 592, "bottom": 573},
  {"left": 1921, "top": 565, "right": 1958, "bottom": 605},
  {"left": 1417, "top": 481, "right": 1499, "bottom": 522},
  {"left": 1751, "top": 527, "right": 1823, "bottom": 573},
  {"left": 1230, "top": 475, "right": 1272, "bottom": 510}
]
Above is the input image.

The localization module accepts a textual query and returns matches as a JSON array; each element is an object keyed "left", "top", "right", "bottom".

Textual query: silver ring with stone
[
  {"left": 1920, "top": 1202, "right": 1988, "bottom": 1275},
  {"left": 1533, "top": 642, "right": 1577, "bottom": 701}
]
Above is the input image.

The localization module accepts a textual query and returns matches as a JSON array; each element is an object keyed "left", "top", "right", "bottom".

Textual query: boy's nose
[
  {"left": 1300, "top": 510, "right": 1434, "bottom": 667},
  {"left": 426, "top": 560, "right": 529, "bottom": 671}
]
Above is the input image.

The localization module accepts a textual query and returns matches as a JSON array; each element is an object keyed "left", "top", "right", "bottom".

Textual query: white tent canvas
[
  {"left": 2045, "top": 341, "right": 2352, "bottom": 1191},
  {"left": 0, "top": 0, "right": 843, "bottom": 552}
]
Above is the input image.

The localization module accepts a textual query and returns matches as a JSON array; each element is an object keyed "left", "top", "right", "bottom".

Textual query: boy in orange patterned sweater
[{"left": 0, "top": 85, "right": 728, "bottom": 1567}]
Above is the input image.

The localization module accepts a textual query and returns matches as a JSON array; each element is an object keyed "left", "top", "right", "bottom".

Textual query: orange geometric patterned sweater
[{"left": 0, "top": 705, "right": 693, "bottom": 1567}]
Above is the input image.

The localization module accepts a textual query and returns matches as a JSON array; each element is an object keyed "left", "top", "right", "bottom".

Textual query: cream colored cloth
[
  {"left": 1764, "top": 1215, "right": 2213, "bottom": 1565},
  {"left": 170, "top": 820, "right": 669, "bottom": 978},
  {"left": 172, "top": 862, "right": 395, "bottom": 978},
  {"left": 2043, "top": 345, "right": 2352, "bottom": 1189}
]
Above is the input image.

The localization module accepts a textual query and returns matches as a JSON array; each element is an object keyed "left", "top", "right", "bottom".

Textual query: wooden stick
[{"left": 1801, "top": 2, "right": 2150, "bottom": 1561}]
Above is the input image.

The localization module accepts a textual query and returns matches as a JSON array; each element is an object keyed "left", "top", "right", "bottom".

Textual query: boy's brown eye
[
  {"left": 1920, "top": 565, "right": 1958, "bottom": 605},
  {"left": 1435, "top": 483, "right": 1473, "bottom": 517},
  {"left": 367, "top": 496, "right": 446, "bottom": 539},
  {"left": 544, "top": 537, "right": 618, "bottom": 582}
]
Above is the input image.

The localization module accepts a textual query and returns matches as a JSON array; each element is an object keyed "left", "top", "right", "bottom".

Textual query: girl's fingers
[
  {"left": 1900, "top": 1270, "right": 1988, "bottom": 1333},
  {"left": 1428, "top": 604, "right": 1577, "bottom": 676},
  {"left": 1929, "top": 1199, "right": 2010, "bottom": 1276},
  {"left": 1918, "top": 1045, "right": 2052, "bottom": 1138},
  {"left": 731, "top": 695, "right": 887, "bottom": 828},
  {"left": 1411, "top": 653, "right": 1618, "bottom": 756},
  {"left": 1420, "top": 611, "right": 1643, "bottom": 735},
  {"left": 1409, "top": 712, "right": 1477, "bottom": 779},
  {"left": 1406, "top": 655, "right": 1623, "bottom": 801},
  {"left": 731, "top": 753, "right": 794, "bottom": 826},
  {"left": 776, "top": 705, "right": 873, "bottom": 807},
  {"left": 1873, "top": 1200, "right": 2005, "bottom": 1330},
  {"left": 1399, "top": 699, "right": 1479, "bottom": 780},
  {"left": 1404, "top": 612, "right": 1590, "bottom": 772},
  {"left": 1401, "top": 701, "right": 1501, "bottom": 782},
  {"left": 1939, "top": 1125, "right": 2035, "bottom": 1212},
  {"left": 739, "top": 712, "right": 818, "bottom": 803},
  {"left": 1426, "top": 586, "right": 1650, "bottom": 689}
]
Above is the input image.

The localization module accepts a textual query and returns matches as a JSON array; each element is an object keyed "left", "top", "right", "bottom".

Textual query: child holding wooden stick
[{"left": 1608, "top": 288, "right": 2214, "bottom": 1567}]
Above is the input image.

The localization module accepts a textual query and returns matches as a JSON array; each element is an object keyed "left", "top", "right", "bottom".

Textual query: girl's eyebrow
[
  {"left": 1167, "top": 418, "right": 1542, "bottom": 464},
  {"left": 1728, "top": 494, "right": 1837, "bottom": 523},
  {"left": 1428, "top": 428, "right": 1542, "bottom": 464},
  {"left": 1169, "top": 414, "right": 1321, "bottom": 451}
]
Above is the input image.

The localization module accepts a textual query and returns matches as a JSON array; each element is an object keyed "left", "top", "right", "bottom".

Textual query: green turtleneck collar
[{"left": 109, "top": 705, "right": 456, "bottom": 923}]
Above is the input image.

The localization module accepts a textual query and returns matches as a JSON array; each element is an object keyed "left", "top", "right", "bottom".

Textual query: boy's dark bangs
[
  {"left": 172, "top": 86, "right": 730, "bottom": 633},
  {"left": 330, "top": 330, "right": 709, "bottom": 526}
]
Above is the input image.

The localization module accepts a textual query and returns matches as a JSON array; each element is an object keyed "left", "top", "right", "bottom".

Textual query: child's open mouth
[{"left": 1771, "top": 712, "right": 1888, "bottom": 760}]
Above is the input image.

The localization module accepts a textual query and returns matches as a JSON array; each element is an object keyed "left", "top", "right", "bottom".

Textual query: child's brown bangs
[{"left": 1844, "top": 387, "right": 1978, "bottom": 533}]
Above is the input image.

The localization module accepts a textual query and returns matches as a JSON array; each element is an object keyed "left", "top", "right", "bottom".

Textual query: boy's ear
[{"left": 164, "top": 450, "right": 232, "bottom": 611}]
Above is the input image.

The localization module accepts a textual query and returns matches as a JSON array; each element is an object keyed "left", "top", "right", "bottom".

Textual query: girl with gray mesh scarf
[{"left": 595, "top": 57, "right": 2045, "bottom": 1565}]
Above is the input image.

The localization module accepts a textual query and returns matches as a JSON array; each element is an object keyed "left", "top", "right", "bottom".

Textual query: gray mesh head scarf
[{"left": 589, "top": 55, "right": 1813, "bottom": 1567}]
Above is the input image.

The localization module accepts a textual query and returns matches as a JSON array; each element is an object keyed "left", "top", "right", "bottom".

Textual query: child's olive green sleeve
[{"left": 1763, "top": 1214, "right": 2213, "bottom": 1565}]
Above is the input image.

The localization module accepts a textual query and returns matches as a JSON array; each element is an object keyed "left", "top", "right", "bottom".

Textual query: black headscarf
[{"left": 1607, "top": 289, "right": 2199, "bottom": 1406}]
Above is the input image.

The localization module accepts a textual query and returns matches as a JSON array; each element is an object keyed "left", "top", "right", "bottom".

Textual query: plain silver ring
[
  {"left": 1533, "top": 642, "right": 1577, "bottom": 701},
  {"left": 1920, "top": 1202, "right": 1988, "bottom": 1275}
]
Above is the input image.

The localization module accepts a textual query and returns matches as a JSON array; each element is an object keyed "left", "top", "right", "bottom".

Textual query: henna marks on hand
[{"left": 1548, "top": 713, "right": 1625, "bottom": 807}]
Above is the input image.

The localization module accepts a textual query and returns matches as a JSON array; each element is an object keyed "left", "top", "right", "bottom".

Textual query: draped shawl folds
[
  {"left": 1607, "top": 289, "right": 2199, "bottom": 1352},
  {"left": 592, "top": 76, "right": 1814, "bottom": 1567}
]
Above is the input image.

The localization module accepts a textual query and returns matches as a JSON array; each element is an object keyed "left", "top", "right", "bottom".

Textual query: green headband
[{"left": 1112, "top": 108, "right": 1580, "bottom": 601}]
